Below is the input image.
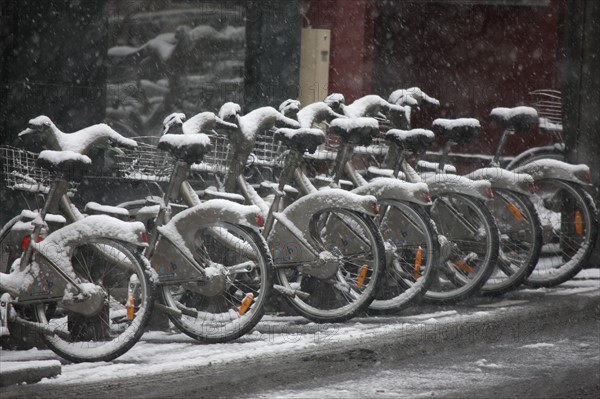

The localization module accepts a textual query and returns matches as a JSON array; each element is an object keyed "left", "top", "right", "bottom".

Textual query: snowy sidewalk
[{"left": 1, "top": 269, "right": 598, "bottom": 392}]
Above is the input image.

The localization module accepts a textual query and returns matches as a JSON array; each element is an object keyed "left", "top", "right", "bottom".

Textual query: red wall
[
  {"left": 303, "top": 0, "right": 375, "bottom": 102},
  {"left": 374, "top": 0, "right": 566, "bottom": 159},
  {"left": 305, "top": 0, "right": 567, "bottom": 162}
]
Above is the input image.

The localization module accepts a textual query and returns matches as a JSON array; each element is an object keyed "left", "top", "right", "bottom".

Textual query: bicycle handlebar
[{"left": 18, "top": 115, "right": 137, "bottom": 155}]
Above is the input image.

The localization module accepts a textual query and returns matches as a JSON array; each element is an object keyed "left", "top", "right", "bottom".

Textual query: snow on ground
[{"left": 0, "top": 268, "right": 598, "bottom": 386}]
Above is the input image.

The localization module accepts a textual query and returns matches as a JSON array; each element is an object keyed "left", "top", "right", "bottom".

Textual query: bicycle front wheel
[
  {"left": 369, "top": 200, "right": 439, "bottom": 313},
  {"left": 425, "top": 193, "right": 499, "bottom": 303},
  {"left": 161, "top": 223, "right": 273, "bottom": 343},
  {"left": 274, "top": 209, "right": 386, "bottom": 323},
  {"left": 482, "top": 190, "right": 542, "bottom": 295},
  {"left": 35, "top": 238, "right": 155, "bottom": 363},
  {"left": 526, "top": 179, "right": 598, "bottom": 287}
]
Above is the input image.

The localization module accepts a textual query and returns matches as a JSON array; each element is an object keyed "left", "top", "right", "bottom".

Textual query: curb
[{"left": 0, "top": 360, "right": 62, "bottom": 387}]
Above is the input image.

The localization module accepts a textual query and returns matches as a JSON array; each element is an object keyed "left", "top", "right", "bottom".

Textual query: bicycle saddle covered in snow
[
  {"left": 384, "top": 129, "right": 435, "bottom": 154},
  {"left": 274, "top": 128, "right": 325, "bottom": 154},
  {"left": 490, "top": 106, "right": 538, "bottom": 134},
  {"left": 158, "top": 133, "right": 212, "bottom": 163},
  {"left": 36, "top": 150, "right": 91, "bottom": 180},
  {"left": 431, "top": 118, "right": 481, "bottom": 145},
  {"left": 329, "top": 117, "right": 379, "bottom": 146}
]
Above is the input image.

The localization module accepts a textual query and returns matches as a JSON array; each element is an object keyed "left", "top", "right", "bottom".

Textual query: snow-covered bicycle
[{"left": 0, "top": 117, "right": 156, "bottom": 362}]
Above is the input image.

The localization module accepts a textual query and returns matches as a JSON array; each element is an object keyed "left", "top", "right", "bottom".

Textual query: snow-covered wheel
[
  {"left": 425, "top": 193, "right": 499, "bottom": 304},
  {"left": 481, "top": 190, "right": 542, "bottom": 295},
  {"left": 35, "top": 238, "right": 155, "bottom": 363},
  {"left": 526, "top": 180, "right": 598, "bottom": 287},
  {"left": 369, "top": 200, "right": 439, "bottom": 314},
  {"left": 274, "top": 209, "right": 386, "bottom": 323},
  {"left": 161, "top": 222, "right": 273, "bottom": 343}
]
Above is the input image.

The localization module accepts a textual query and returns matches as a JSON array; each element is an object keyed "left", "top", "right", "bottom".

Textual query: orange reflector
[
  {"left": 238, "top": 293, "right": 254, "bottom": 316},
  {"left": 126, "top": 295, "right": 135, "bottom": 321},
  {"left": 412, "top": 247, "right": 423, "bottom": 280},
  {"left": 575, "top": 211, "right": 583, "bottom": 235},
  {"left": 141, "top": 231, "right": 148, "bottom": 243},
  {"left": 356, "top": 265, "right": 369, "bottom": 289},
  {"left": 453, "top": 261, "right": 473, "bottom": 274},
  {"left": 507, "top": 202, "right": 524, "bottom": 221},
  {"left": 486, "top": 187, "right": 494, "bottom": 199}
]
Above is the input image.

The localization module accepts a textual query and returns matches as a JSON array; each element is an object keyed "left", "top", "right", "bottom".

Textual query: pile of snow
[{"left": 38, "top": 150, "right": 91, "bottom": 166}]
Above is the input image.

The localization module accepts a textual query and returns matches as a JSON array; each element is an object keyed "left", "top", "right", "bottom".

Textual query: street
[{"left": 1, "top": 269, "right": 599, "bottom": 398}]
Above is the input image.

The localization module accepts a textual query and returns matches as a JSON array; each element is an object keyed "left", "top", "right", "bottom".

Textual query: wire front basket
[
  {"left": 250, "top": 131, "right": 288, "bottom": 169},
  {"left": 113, "top": 137, "right": 175, "bottom": 181},
  {"left": 191, "top": 133, "right": 231, "bottom": 175},
  {"left": 0, "top": 145, "right": 79, "bottom": 193}
]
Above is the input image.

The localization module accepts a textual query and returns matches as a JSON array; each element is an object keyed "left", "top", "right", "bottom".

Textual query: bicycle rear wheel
[
  {"left": 425, "top": 193, "right": 499, "bottom": 303},
  {"left": 526, "top": 179, "right": 598, "bottom": 287},
  {"left": 369, "top": 200, "right": 439, "bottom": 313},
  {"left": 482, "top": 190, "right": 542, "bottom": 295},
  {"left": 161, "top": 222, "right": 273, "bottom": 343},
  {"left": 274, "top": 209, "right": 386, "bottom": 323},
  {"left": 35, "top": 238, "right": 155, "bottom": 363}
]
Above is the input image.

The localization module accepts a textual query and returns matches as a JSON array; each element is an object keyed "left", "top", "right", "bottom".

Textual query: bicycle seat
[
  {"left": 36, "top": 150, "right": 91, "bottom": 177},
  {"left": 273, "top": 128, "right": 325, "bottom": 154},
  {"left": 384, "top": 129, "right": 435, "bottom": 154},
  {"left": 158, "top": 133, "right": 212, "bottom": 163},
  {"left": 489, "top": 106, "right": 538, "bottom": 134},
  {"left": 329, "top": 117, "right": 379, "bottom": 146},
  {"left": 431, "top": 118, "right": 481, "bottom": 145}
]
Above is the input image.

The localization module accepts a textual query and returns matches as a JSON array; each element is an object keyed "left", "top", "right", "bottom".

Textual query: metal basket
[
  {"left": 0, "top": 146, "right": 79, "bottom": 193},
  {"left": 191, "top": 133, "right": 231, "bottom": 175},
  {"left": 250, "top": 131, "right": 288, "bottom": 168},
  {"left": 113, "top": 137, "right": 175, "bottom": 181},
  {"left": 529, "top": 89, "right": 562, "bottom": 126}
]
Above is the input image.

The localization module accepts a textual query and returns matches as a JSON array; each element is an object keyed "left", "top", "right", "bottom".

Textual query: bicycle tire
[
  {"left": 274, "top": 208, "right": 386, "bottom": 323},
  {"left": 526, "top": 179, "right": 598, "bottom": 287},
  {"left": 481, "top": 190, "right": 542, "bottom": 295},
  {"left": 161, "top": 223, "right": 273, "bottom": 343},
  {"left": 424, "top": 193, "right": 499, "bottom": 303},
  {"left": 369, "top": 200, "right": 439, "bottom": 314},
  {"left": 35, "top": 238, "right": 156, "bottom": 363}
]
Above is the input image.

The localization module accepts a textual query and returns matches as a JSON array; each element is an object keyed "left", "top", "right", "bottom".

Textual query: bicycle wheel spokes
[
  {"left": 36, "top": 239, "right": 154, "bottom": 363},
  {"left": 482, "top": 190, "right": 542, "bottom": 294},
  {"left": 161, "top": 223, "right": 272, "bottom": 343},
  {"left": 369, "top": 200, "right": 439, "bottom": 313},
  {"left": 426, "top": 194, "right": 498, "bottom": 303},
  {"left": 276, "top": 209, "right": 385, "bottom": 323},
  {"left": 527, "top": 180, "right": 597, "bottom": 286}
]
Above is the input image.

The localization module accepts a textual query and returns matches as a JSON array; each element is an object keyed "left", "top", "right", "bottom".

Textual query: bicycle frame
[{"left": 0, "top": 174, "right": 147, "bottom": 304}]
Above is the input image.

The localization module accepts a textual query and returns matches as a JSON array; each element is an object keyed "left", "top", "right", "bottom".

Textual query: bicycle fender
[
  {"left": 513, "top": 159, "right": 591, "bottom": 186},
  {"left": 421, "top": 173, "right": 492, "bottom": 201},
  {"left": 506, "top": 143, "right": 565, "bottom": 169},
  {"left": 464, "top": 167, "right": 534, "bottom": 196},
  {"left": 351, "top": 178, "right": 431, "bottom": 206},
  {"left": 268, "top": 189, "right": 378, "bottom": 265},
  {"left": 17, "top": 216, "right": 148, "bottom": 300}
]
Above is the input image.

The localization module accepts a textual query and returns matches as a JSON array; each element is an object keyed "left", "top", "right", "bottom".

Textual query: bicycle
[
  {"left": 489, "top": 106, "right": 598, "bottom": 287},
  {"left": 274, "top": 100, "right": 440, "bottom": 313},
  {"left": 0, "top": 117, "right": 155, "bottom": 362},
  {"left": 320, "top": 93, "right": 499, "bottom": 303},
  {"left": 192, "top": 104, "right": 387, "bottom": 323}
]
